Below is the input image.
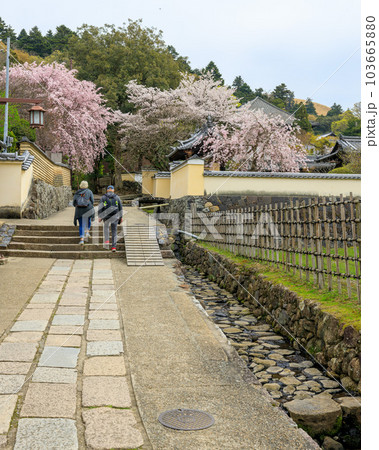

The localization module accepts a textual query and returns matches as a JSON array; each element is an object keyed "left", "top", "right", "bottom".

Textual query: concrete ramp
[
  {"left": 123, "top": 207, "right": 164, "bottom": 266},
  {"left": 124, "top": 225, "right": 163, "bottom": 266}
]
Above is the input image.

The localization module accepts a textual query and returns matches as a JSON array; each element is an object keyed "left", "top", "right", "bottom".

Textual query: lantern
[{"left": 28, "top": 105, "right": 46, "bottom": 128}]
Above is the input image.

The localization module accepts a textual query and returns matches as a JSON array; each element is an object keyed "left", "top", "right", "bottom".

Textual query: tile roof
[
  {"left": 18, "top": 137, "right": 71, "bottom": 169},
  {"left": 168, "top": 122, "right": 211, "bottom": 159},
  {"left": 312, "top": 135, "right": 361, "bottom": 165},
  {"left": 318, "top": 132, "right": 337, "bottom": 139},
  {"left": 338, "top": 135, "right": 361, "bottom": 151},
  {"left": 246, "top": 97, "right": 295, "bottom": 124},
  {"left": 204, "top": 170, "right": 360, "bottom": 180},
  {"left": 154, "top": 172, "right": 171, "bottom": 178},
  {"left": 0, "top": 151, "right": 34, "bottom": 170}
]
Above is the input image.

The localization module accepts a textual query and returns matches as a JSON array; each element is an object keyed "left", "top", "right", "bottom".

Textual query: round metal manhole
[{"left": 158, "top": 408, "right": 215, "bottom": 431}]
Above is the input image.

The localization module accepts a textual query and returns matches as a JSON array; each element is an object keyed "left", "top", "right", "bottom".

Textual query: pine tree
[
  {"left": 0, "top": 17, "right": 16, "bottom": 42},
  {"left": 294, "top": 103, "right": 312, "bottom": 131},
  {"left": 327, "top": 103, "right": 343, "bottom": 116},
  {"left": 232, "top": 76, "right": 244, "bottom": 89},
  {"left": 203, "top": 61, "right": 224, "bottom": 85},
  {"left": 270, "top": 83, "right": 295, "bottom": 111},
  {"left": 167, "top": 45, "right": 192, "bottom": 72},
  {"left": 232, "top": 76, "right": 254, "bottom": 103},
  {"left": 253, "top": 87, "right": 268, "bottom": 100},
  {"left": 50, "top": 25, "right": 75, "bottom": 52},
  {"left": 305, "top": 97, "right": 317, "bottom": 115}
]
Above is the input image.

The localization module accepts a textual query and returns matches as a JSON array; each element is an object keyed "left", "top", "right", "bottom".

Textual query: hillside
[{"left": 295, "top": 99, "right": 330, "bottom": 116}]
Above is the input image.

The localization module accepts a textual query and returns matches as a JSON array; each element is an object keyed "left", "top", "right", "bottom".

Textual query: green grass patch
[{"left": 196, "top": 241, "right": 360, "bottom": 330}]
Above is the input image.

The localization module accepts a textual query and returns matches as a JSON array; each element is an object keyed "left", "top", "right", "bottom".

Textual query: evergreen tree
[
  {"left": 269, "top": 97, "right": 286, "bottom": 110},
  {"left": 232, "top": 76, "right": 244, "bottom": 89},
  {"left": 327, "top": 102, "right": 343, "bottom": 116},
  {"left": 203, "top": 61, "right": 224, "bottom": 85},
  {"left": 17, "top": 29, "right": 29, "bottom": 49},
  {"left": 167, "top": 45, "right": 192, "bottom": 72},
  {"left": 0, "top": 17, "right": 16, "bottom": 42},
  {"left": 232, "top": 76, "right": 254, "bottom": 104},
  {"left": 305, "top": 97, "right": 317, "bottom": 115},
  {"left": 45, "top": 29, "right": 54, "bottom": 47},
  {"left": 253, "top": 87, "right": 268, "bottom": 100},
  {"left": 312, "top": 115, "right": 337, "bottom": 134},
  {"left": 294, "top": 103, "right": 312, "bottom": 131},
  {"left": 28, "top": 26, "right": 51, "bottom": 56},
  {"left": 50, "top": 25, "right": 75, "bottom": 52},
  {"left": 191, "top": 68, "right": 202, "bottom": 76},
  {"left": 270, "top": 83, "right": 295, "bottom": 111},
  {"left": 331, "top": 110, "right": 361, "bottom": 136},
  {"left": 16, "top": 26, "right": 50, "bottom": 56},
  {"left": 68, "top": 21, "right": 183, "bottom": 112}
]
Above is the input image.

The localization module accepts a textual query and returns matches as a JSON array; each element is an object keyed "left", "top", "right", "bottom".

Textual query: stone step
[
  {"left": 13, "top": 228, "right": 123, "bottom": 237},
  {"left": 15, "top": 224, "right": 79, "bottom": 231},
  {"left": 12, "top": 236, "right": 125, "bottom": 244},
  {"left": 2, "top": 249, "right": 125, "bottom": 259},
  {"left": 8, "top": 242, "right": 125, "bottom": 251},
  {"left": 13, "top": 229, "right": 79, "bottom": 237}
]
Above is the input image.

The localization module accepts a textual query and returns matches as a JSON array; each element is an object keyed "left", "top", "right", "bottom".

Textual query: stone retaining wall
[
  {"left": 22, "top": 179, "right": 72, "bottom": 219},
  {"left": 181, "top": 240, "right": 361, "bottom": 392}
]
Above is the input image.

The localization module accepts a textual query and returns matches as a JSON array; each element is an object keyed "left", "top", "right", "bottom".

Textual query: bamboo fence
[{"left": 191, "top": 193, "right": 361, "bottom": 300}]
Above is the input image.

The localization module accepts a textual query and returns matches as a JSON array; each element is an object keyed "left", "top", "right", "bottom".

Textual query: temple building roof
[
  {"left": 306, "top": 135, "right": 361, "bottom": 172},
  {"left": 168, "top": 120, "right": 212, "bottom": 161},
  {"left": 246, "top": 97, "right": 295, "bottom": 124}
]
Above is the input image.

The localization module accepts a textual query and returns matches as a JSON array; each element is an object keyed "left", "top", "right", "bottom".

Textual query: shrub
[{"left": 329, "top": 166, "right": 353, "bottom": 174}]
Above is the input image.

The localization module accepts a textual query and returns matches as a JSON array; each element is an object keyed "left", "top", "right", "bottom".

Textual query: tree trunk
[{"left": 114, "top": 136, "right": 123, "bottom": 191}]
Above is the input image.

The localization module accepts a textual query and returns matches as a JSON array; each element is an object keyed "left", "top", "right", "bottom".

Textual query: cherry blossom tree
[
  {"left": 203, "top": 106, "right": 306, "bottom": 172},
  {"left": 1, "top": 62, "right": 114, "bottom": 172},
  {"left": 118, "top": 73, "right": 238, "bottom": 169},
  {"left": 118, "top": 73, "right": 305, "bottom": 172}
]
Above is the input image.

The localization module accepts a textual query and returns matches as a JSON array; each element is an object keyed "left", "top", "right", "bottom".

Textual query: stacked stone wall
[
  {"left": 181, "top": 240, "right": 361, "bottom": 392},
  {"left": 22, "top": 179, "right": 72, "bottom": 219}
]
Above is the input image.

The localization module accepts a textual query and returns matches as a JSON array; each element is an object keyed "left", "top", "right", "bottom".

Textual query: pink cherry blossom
[
  {"left": 119, "top": 73, "right": 305, "bottom": 172},
  {"left": 203, "top": 106, "right": 306, "bottom": 172},
  {"left": 1, "top": 62, "right": 114, "bottom": 172}
]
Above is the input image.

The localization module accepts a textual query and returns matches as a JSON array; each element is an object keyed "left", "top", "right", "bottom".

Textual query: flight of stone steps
[{"left": 2, "top": 224, "right": 125, "bottom": 259}]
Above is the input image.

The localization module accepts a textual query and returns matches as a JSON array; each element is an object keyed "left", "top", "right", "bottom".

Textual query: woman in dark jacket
[{"left": 73, "top": 181, "right": 95, "bottom": 245}]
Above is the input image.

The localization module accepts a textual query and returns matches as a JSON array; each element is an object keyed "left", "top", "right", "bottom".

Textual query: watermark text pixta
[{"left": 365, "top": 15, "right": 377, "bottom": 146}]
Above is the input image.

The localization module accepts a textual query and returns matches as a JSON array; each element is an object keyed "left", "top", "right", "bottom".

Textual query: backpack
[
  {"left": 76, "top": 191, "right": 90, "bottom": 208},
  {"left": 102, "top": 196, "right": 119, "bottom": 219}
]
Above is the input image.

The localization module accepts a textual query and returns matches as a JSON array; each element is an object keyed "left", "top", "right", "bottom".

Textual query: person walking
[
  {"left": 73, "top": 181, "right": 95, "bottom": 245},
  {"left": 98, "top": 185, "right": 123, "bottom": 252}
]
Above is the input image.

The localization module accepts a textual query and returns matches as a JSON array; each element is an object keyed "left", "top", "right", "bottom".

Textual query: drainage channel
[{"left": 178, "top": 264, "right": 360, "bottom": 449}]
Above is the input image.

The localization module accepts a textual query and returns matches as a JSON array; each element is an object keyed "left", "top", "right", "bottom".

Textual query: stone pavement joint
[{"left": 0, "top": 257, "right": 145, "bottom": 448}]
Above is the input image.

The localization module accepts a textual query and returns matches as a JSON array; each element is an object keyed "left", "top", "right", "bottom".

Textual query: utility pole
[
  {"left": 2, "top": 37, "right": 10, "bottom": 150},
  {"left": 0, "top": 38, "right": 45, "bottom": 150}
]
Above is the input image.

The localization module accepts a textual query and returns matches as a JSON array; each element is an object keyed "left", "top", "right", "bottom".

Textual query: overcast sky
[{"left": 1, "top": 0, "right": 360, "bottom": 109}]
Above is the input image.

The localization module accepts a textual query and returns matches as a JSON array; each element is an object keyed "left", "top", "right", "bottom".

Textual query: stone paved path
[
  {"left": 0, "top": 258, "right": 144, "bottom": 449},
  {"left": 1, "top": 207, "right": 322, "bottom": 449}
]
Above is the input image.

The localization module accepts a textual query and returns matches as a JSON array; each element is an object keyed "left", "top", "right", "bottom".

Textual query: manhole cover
[{"left": 158, "top": 408, "right": 215, "bottom": 431}]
